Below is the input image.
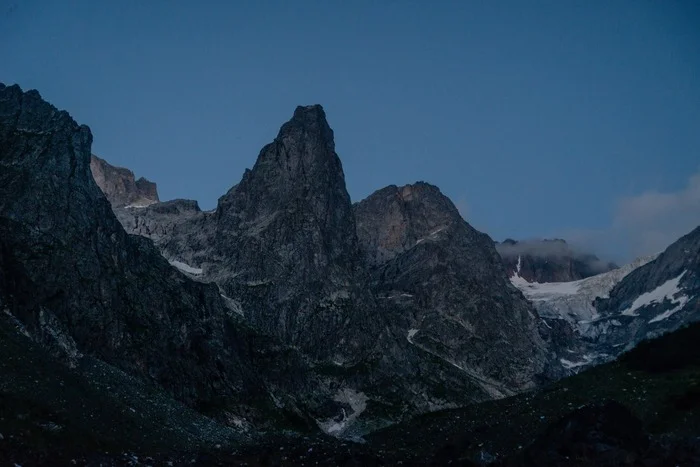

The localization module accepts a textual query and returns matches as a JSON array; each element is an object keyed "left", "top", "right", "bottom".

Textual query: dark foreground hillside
[{"left": 2, "top": 313, "right": 699, "bottom": 465}]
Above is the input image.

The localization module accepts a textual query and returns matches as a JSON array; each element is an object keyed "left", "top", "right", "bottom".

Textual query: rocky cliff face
[
  {"left": 355, "top": 183, "right": 549, "bottom": 395},
  {"left": 0, "top": 83, "right": 337, "bottom": 430},
  {"left": 90, "top": 154, "right": 159, "bottom": 207},
  {"left": 116, "top": 106, "right": 383, "bottom": 365},
  {"left": 497, "top": 238, "right": 616, "bottom": 283},
  {"left": 109, "top": 106, "right": 554, "bottom": 415},
  {"left": 209, "top": 105, "right": 381, "bottom": 363}
]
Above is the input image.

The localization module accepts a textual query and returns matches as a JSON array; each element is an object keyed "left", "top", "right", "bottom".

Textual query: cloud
[
  {"left": 562, "top": 170, "right": 700, "bottom": 262},
  {"left": 495, "top": 238, "right": 615, "bottom": 273},
  {"left": 495, "top": 239, "right": 573, "bottom": 257}
]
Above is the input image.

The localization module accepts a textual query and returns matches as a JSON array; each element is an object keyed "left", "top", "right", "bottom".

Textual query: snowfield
[
  {"left": 621, "top": 271, "right": 689, "bottom": 321},
  {"left": 509, "top": 251, "right": 698, "bottom": 373},
  {"left": 510, "top": 254, "right": 657, "bottom": 325}
]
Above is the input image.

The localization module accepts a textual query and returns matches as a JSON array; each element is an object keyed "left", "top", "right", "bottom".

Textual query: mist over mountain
[{"left": 496, "top": 238, "right": 618, "bottom": 283}]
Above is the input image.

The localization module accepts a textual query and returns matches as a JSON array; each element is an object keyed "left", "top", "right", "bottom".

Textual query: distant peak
[{"left": 544, "top": 238, "right": 567, "bottom": 244}]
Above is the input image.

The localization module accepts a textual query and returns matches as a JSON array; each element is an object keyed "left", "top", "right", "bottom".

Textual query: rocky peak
[
  {"left": 209, "top": 105, "right": 378, "bottom": 362},
  {"left": 279, "top": 104, "right": 334, "bottom": 148},
  {"left": 216, "top": 104, "right": 347, "bottom": 227},
  {"left": 90, "top": 154, "right": 159, "bottom": 207},
  {"left": 355, "top": 182, "right": 548, "bottom": 393},
  {"left": 354, "top": 182, "right": 464, "bottom": 266}
]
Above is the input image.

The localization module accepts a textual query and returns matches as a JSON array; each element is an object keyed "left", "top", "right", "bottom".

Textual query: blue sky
[{"left": 2, "top": 1, "right": 699, "bottom": 261}]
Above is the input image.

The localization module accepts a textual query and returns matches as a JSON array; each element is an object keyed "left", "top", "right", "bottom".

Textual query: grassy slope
[
  {"left": 0, "top": 315, "right": 246, "bottom": 465},
  {"left": 2, "top": 312, "right": 699, "bottom": 465},
  {"left": 364, "top": 322, "right": 700, "bottom": 464}
]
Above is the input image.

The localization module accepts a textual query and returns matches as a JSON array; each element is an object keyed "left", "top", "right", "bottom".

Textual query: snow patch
[
  {"left": 169, "top": 260, "right": 203, "bottom": 275},
  {"left": 560, "top": 358, "right": 589, "bottom": 369},
  {"left": 379, "top": 292, "right": 415, "bottom": 300},
  {"left": 414, "top": 225, "right": 448, "bottom": 245},
  {"left": 316, "top": 389, "right": 368, "bottom": 437},
  {"left": 246, "top": 279, "right": 271, "bottom": 286},
  {"left": 621, "top": 271, "right": 687, "bottom": 317},
  {"left": 219, "top": 291, "right": 244, "bottom": 317},
  {"left": 429, "top": 226, "right": 446, "bottom": 237},
  {"left": 509, "top": 256, "right": 581, "bottom": 298},
  {"left": 407, "top": 328, "right": 419, "bottom": 343},
  {"left": 329, "top": 290, "right": 350, "bottom": 300},
  {"left": 224, "top": 412, "right": 249, "bottom": 432},
  {"left": 648, "top": 296, "right": 691, "bottom": 323},
  {"left": 3, "top": 309, "right": 31, "bottom": 338},
  {"left": 560, "top": 353, "right": 607, "bottom": 370}
]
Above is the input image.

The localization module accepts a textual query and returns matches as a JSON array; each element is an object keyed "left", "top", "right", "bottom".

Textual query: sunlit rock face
[{"left": 90, "top": 154, "right": 159, "bottom": 208}]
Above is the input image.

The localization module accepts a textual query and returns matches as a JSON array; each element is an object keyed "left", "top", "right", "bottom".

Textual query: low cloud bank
[{"left": 560, "top": 170, "right": 700, "bottom": 262}]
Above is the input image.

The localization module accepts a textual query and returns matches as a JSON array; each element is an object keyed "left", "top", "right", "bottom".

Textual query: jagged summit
[
  {"left": 205, "top": 103, "right": 379, "bottom": 361},
  {"left": 0, "top": 83, "right": 80, "bottom": 139},
  {"left": 217, "top": 103, "right": 346, "bottom": 211},
  {"left": 292, "top": 103, "right": 326, "bottom": 117},
  {"left": 277, "top": 104, "right": 335, "bottom": 149}
]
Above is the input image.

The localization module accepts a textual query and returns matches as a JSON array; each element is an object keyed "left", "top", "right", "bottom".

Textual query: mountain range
[{"left": 1, "top": 82, "right": 699, "bottom": 465}]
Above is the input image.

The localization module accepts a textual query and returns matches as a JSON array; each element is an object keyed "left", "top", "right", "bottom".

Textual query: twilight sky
[{"left": 1, "top": 1, "right": 699, "bottom": 261}]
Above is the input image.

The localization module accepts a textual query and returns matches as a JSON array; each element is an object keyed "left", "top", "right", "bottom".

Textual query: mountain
[
  {"left": 511, "top": 225, "right": 700, "bottom": 374},
  {"left": 354, "top": 183, "right": 549, "bottom": 395},
  {"left": 115, "top": 106, "right": 380, "bottom": 362},
  {"left": 1, "top": 82, "right": 699, "bottom": 465},
  {"left": 1, "top": 85, "right": 558, "bottom": 445},
  {"left": 0, "top": 83, "right": 339, "bottom": 433},
  {"left": 89, "top": 154, "right": 159, "bottom": 207},
  {"left": 209, "top": 105, "right": 381, "bottom": 363},
  {"left": 496, "top": 238, "right": 617, "bottom": 283},
  {"left": 106, "top": 105, "right": 555, "bottom": 420}
]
